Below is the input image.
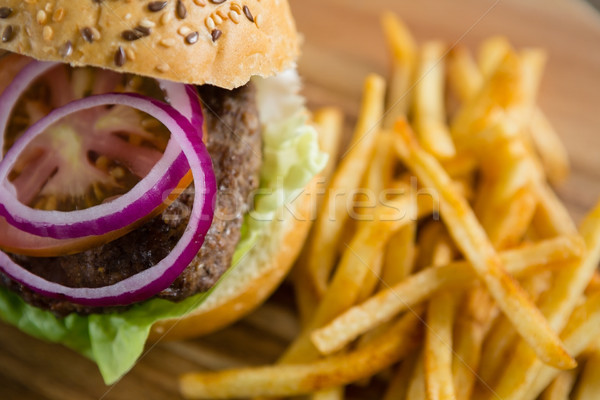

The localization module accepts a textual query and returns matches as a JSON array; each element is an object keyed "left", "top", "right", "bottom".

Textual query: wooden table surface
[{"left": 1, "top": 0, "right": 599, "bottom": 399}]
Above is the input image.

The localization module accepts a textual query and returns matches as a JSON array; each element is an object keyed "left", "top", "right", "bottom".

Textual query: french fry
[
  {"left": 540, "top": 368, "right": 579, "bottom": 400},
  {"left": 381, "top": 12, "right": 418, "bottom": 128},
  {"left": 529, "top": 107, "right": 570, "bottom": 185},
  {"left": 478, "top": 36, "right": 512, "bottom": 78},
  {"left": 413, "top": 41, "right": 456, "bottom": 159},
  {"left": 313, "top": 107, "right": 345, "bottom": 185},
  {"left": 283, "top": 197, "right": 415, "bottom": 363},
  {"left": 383, "top": 352, "right": 418, "bottom": 400},
  {"left": 572, "top": 354, "right": 600, "bottom": 400},
  {"left": 451, "top": 285, "right": 497, "bottom": 400},
  {"left": 448, "top": 45, "right": 483, "bottom": 102},
  {"left": 180, "top": 311, "right": 423, "bottom": 399},
  {"left": 307, "top": 74, "right": 386, "bottom": 298},
  {"left": 293, "top": 107, "right": 346, "bottom": 326},
  {"left": 522, "top": 291, "right": 600, "bottom": 400},
  {"left": 533, "top": 180, "right": 578, "bottom": 238},
  {"left": 486, "top": 187, "right": 537, "bottom": 249},
  {"left": 415, "top": 222, "right": 447, "bottom": 269},
  {"left": 311, "top": 234, "right": 583, "bottom": 355},
  {"left": 490, "top": 200, "right": 600, "bottom": 400},
  {"left": 381, "top": 220, "right": 417, "bottom": 287},
  {"left": 478, "top": 39, "right": 569, "bottom": 185},
  {"left": 406, "top": 351, "right": 427, "bottom": 400},
  {"left": 311, "top": 386, "right": 345, "bottom": 400},
  {"left": 586, "top": 270, "right": 600, "bottom": 295},
  {"left": 425, "top": 291, "right": 457, "bottom": 400},
  {"left": 424, "top": 233, "right": 457, "bottom": 400},
  {"left": 356, "top": 252, "right": 384, "bottom": 303},
  {"left": 478, "top": 272, "right": 552, "bottom": 383},
  {"left": 392, "top": 121, "right": 575, "bottom": 369}
]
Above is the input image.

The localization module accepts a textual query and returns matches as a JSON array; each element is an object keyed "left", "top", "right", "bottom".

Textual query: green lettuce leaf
[{"left": 0, "top": 94, "right": 326, "bottom": 384}]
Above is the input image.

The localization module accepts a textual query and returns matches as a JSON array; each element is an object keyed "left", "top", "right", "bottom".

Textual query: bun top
[{"left": 0, "top": 0, "right": 299, "bottom": 89}]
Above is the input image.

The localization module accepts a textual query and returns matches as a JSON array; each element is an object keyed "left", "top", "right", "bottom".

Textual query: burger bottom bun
[{"left": 148, "top": 176, "right": 319, "bottom": 341}]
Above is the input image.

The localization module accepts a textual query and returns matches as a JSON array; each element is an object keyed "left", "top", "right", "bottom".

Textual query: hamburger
[{"left": 0, "top": 0, "right": 326, "bottom": 384}]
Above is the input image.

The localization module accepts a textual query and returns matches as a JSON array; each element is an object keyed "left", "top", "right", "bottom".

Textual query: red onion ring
[
  {"left": 0, "top": 61, "right": 201, "bottom": 240},
  {"left": 0, "top": 93, "right": 216, "bottom": 306}
]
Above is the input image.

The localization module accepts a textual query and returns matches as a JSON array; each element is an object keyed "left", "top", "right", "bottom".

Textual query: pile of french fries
[{"left": 180, "top": 13, "right": 600, "bottom": 400}]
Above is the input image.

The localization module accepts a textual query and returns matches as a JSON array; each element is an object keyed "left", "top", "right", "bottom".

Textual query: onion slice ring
[
  {"left": 0, "top": 61, "right": 201, "bottom": 239},
  {"left": 0, "top": 93, "right": 216, "bottom": 306}
]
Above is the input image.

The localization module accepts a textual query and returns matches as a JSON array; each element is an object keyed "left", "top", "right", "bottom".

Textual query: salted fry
[
  {"left": 381, "top": 12, "right": 417, "bottom": 128},
  {"left": 283, "top": 198, "right": 415, "bottom": 363},
  {"left": 491, "top": 200, "right": 600, "bottom": 400},
  {"left": 293, "top": 107, "right": 346, "bottom": 326},
  {"left": 572, "top": 354, "right": 600, "bottom": 400},
  {"left": 425, "top": 291, "right": 457, "bottom": 400},
  {"left": 407, "top": 351, "right": 427, "bottom": 400},
  {"left": 533, "top": 180, "right": 578, "bottom": 237},
  {"left": 180, "top": 312, "right": 423, "bottom": 399},
  {"left": 383, "top": 353, "right": 418, "bottom": 400},
  {"left": 448, "top": 45, "right": 483, "bottom": 102},
  {"left": 307, "top": 75, "right": 386, "bottom": 298},
  {"left": 452, "top": 286, "right": 497, "bottom": 400},
  {"left": 311, "top": 386, "right": 344, "bottom": 400},
  {"left": 311, "top": 235, "right": 583, "bottom": 355},
  {"left": 529, "top": 108, "right": 569, "bottom": 185},
  {"left": 541, "top": 368, "right": 579, "bottom": 400},
  {"left": 478, "top": 36, "right": 512, "bottom": 77},
  {"left": 522, "top": 291, "right": 600, "bottom": 400},
  {"left": 313, "top": 107, "right": 345, "bottom": 184},
  {"left": 382, "top": 220, "right": 417, "bottom": 287},
  {"left": 413, "top": 41, "right": 456, "bottom": 159},
  {"left": 392, "top": 121, "right": 575, "bottom": 369}
]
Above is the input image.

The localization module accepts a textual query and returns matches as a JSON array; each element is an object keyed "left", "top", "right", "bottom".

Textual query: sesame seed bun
[{"left": 0, "top": 0, "right": 299, "bottom": 89}]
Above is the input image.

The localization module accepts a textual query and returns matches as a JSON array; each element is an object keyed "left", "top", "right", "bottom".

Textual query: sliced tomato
[{"left": 0, "top": 58, "right": 193, "bottom": 256}]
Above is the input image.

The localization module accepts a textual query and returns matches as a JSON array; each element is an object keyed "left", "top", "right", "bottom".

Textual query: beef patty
[{"left": 0, "top": 83, "right": 262, "bottom": 316}]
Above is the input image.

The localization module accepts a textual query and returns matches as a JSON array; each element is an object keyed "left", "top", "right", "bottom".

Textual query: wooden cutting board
[{"left": 1, "top": 0, "right": 599, "bottom": 399}]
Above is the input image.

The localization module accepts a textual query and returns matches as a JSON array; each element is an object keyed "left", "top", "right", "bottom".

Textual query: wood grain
[{"left": 1, "top": 1, "right": 599, "bottom": 399}]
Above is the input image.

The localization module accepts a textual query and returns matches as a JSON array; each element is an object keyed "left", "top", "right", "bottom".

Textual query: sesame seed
[
  {"left": 147, "top": 1, "right": 167, "bottom": 12},
  {"left": 81, "top": 27, "right": 94, "bottom": 42},
  {"left": 229, "top": 10, "right": 241, "bottom": 24},
  {"left": 160, "top": 11, "right": 172, "bottom": 25},
  {"left": 45, "top": 3, "right": 53, "bottom": 13},
  {"left": 134, "top": 25, "right": 152, "bottom": 36},
  {"left": 176, "top": 0, "right": 187, "bottom": 19},
  {"left": 211, "top": 29, "right": 221, "bottom": 42},
  {"left": 185, "top": 31, "right": 198, "bottom": 44},
  {"left": 205, "top": 16, "right": 215, "bottom": 30},
  {"left": 193, "top": 0, "right": 206, "bottom": 6},
  {"left": 139, "top": 18, "right": 155, "bottom": 28},
  {"left": 209, "top": 0, "right": 226, "bottom": 3},
  {"left": 90, "top": 27, "right": 101, "bottom": 40},
  {"left": 42, "top": 25, "right": 53, "bottom": 41},
  {"left": 36, "top": 10, "right": 47, "bottom": 24},
  {"left": 243, "top": 6, "right": 254, "bottom": 23},
  {"left": 156, "top": 63, "right": 170, "bottom": 72},
  {"left": 230, "top": 3, "right": 242, "bottom": 12},
  {"left": 125, "top": 48, "right": 136, "bottom": 61},
  {"left": 255, "top": 13, "right": 262, "bottom": 28},
  {"left": 160, "top": 37, "right": 176, "bottom": 47},
  {"left": 213, "top": 14, "right": 223, "bottom": 24},
  {"left": 122, "top": 29, "right": 143, "bottom": 41},
  {"left": 114, "top": 46, "right": 126, "bottom": 67},
  {"left": 1, "top": 25, "right": 15, "bottom": 43},
  {"left": 52, "top": 8, "right": 64, "bottom": 22},
  {"left": 59, "top": 41, "right": 73, "bottom": 57},
  {"left": 178, "top": 26, "right": 191, "bottom": 36},
  {"left": 0, "top": 7, "right": 12, "bottom": 19}
]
